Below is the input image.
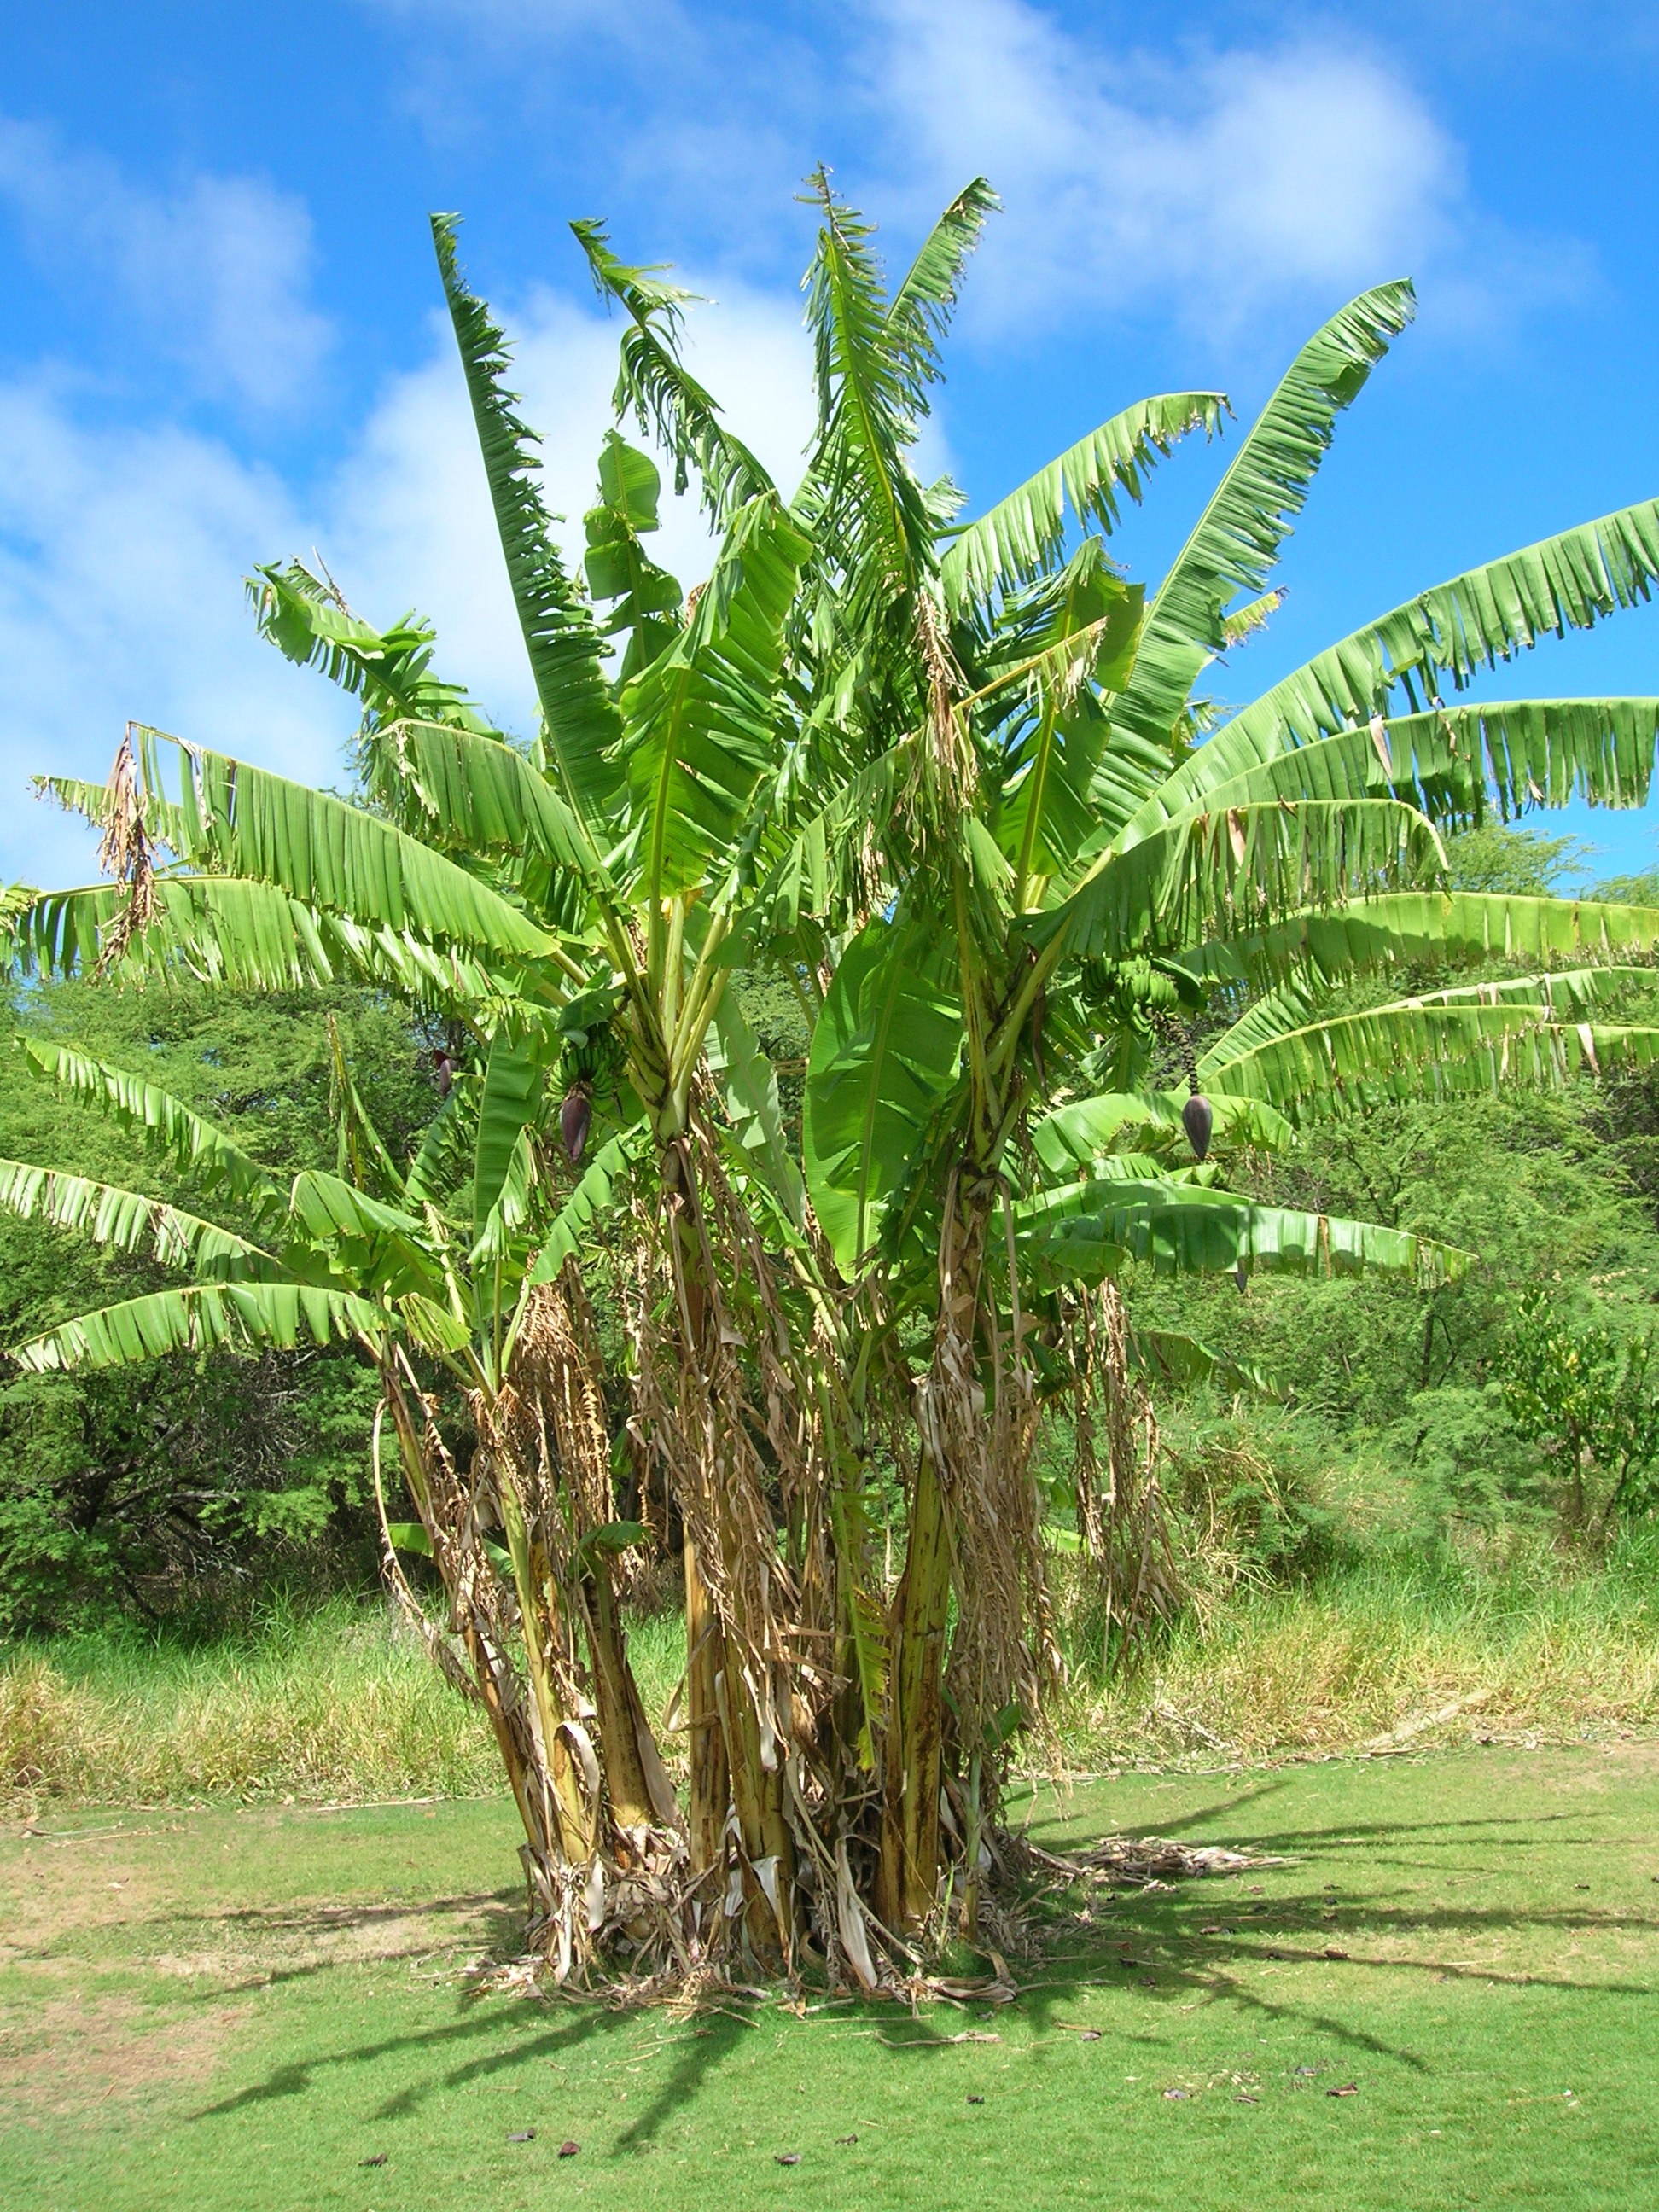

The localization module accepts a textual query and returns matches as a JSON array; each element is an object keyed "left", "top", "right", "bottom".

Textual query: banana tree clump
[{"left": 9, "top": 178, "right": 1659, "bottom": 1987}]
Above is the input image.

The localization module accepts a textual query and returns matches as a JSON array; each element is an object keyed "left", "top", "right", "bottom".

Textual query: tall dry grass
[
  {"left": 1049, "top": 1537, "right": 1659, "bottom": 1767},
  {"left": 0, "top": 1603, "right": 492, "bottom": 1811},
  {"left": 5, "top": 1547, "right": 1656, "bottom": 1811},
  {"left": 1, "top": 1599, "right": 690, "bottom": 1812}
]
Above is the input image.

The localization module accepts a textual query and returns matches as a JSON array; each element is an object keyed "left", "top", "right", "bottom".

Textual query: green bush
[{"left": 0, "top": 979, "right": 437, "bottom": 1627}]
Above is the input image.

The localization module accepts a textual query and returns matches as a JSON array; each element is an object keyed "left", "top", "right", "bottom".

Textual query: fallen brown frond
[{"left": 1019, "top": 1834, "right": 1276, "bottom": 1886}]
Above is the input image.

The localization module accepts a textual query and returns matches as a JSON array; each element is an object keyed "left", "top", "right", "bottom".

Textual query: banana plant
[
  {"left": 9, "top": 176, "right": 1659, "bottom": 1976},
  {"left": 793, "top": 230, "right": 1659, "bottom": 1928},
  {"left": 0, "top": 1021, "right": 678, "bottom": 1977}
]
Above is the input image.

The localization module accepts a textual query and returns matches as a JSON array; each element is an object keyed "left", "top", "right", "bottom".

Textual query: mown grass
[
  {"left": 6, "top": 1749, "right": 1659, "bottom": 2210},
  {"left": 3, "top": 1540, "right": 1656, "bottom": 1811}
]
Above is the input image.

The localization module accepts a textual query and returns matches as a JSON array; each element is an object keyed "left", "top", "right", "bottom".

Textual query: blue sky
[{"left": 3, "top": 0, "right": 1657, "bottom": 888}]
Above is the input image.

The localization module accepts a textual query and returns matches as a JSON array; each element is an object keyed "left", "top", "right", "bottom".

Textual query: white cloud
[
  {"left": 359, "top": 0, "right": 1586, "bottom": 343},
  {"left": 0, "top": 0, "right": 1577, "bottom": 891},
  {"left": 0, "top": 117, "right": 332, "bottom": 411},
  {"left": 0, "top": 375, "right": 352, "bottom": 887},
  {"left": 328, "top": 276, "right": 818, "bottom": 733},
  {"left": 0, "top": 275, "right": 816, "bottom": 885},
  {"left": 859, "top": 1, "right": 1488, "bottom": 337}
]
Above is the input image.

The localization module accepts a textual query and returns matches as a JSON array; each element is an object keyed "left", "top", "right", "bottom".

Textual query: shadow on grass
[
  {"left": 1021, "top": 1773, "right": 1627, "bottom": 1855},
  {"left": 189, "top": 1981, "right": 761, "bottom": 2145},
  {"left": 207, "top": 1891, "right": 517, "bottom": 1934},
  {"left": 182, "top": 1799, "right": 1659, "bottom": 2151},
  {"left": 131, "top": 1884, "right": 528, "bottom": 2000},
  {"left": 193, "top": 1999, "right": 614, "bottom": 2118}
]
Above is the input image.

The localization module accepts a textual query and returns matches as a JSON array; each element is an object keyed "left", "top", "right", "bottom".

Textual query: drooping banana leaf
[
  {"left": 469, "top": 1125, "right": 540, "bottom": 1271},
  {"left": 1179, "top": 889, "right": 1659, "bottom": 995},
  {"left": 740, "top": 740, "right": 911, "bottom": 950},
  {"left": 4, "top": 876, "right": 520, "bottom": 1012},
  {"left": 985, "top": 543, "right": 1145, "bottom": 894},
  {"left": 11, "top": 1280, "right": 387, "bottom": 1373},
  {"left": 284, "top": 1172, "right": 444, "bottom": 1301},
  {"left": 0, "top": 1161, "right": 271, "bottom": 1278},
  {"left": 326, "top": 1012, "right": 403, "bottom": 1202},
  {"left": 1030, "top": 795, "right": 1443, "bottom": 962},
  {"left": 1031, "top": 1088, "right": 1293, "bottom": 1176},
  {"left": 36, "top": 772, "right": 195, "bottom": 860},
  {"left": 16, "top": 1039, "right": 286, "bottom": 1217},
  {"left": 1138, "top": 697, "right": 1659, "bottom": 853},
  {"left": 1128, "top": 696, "right": 1659, "bottom": 838},
  {"left": 942, "top": 391, "right": 1225, "bottom": 608},
  {"left": 1206, "top": 963, "right": 1656, "bottom": 1075},
  {"left": 571, "top": 218, "right": 775, "bottom": 524},
  {"left": 145, "top": 734, "right": 560, "bottom": 965},
  {"left": 1388, "top": 698, "right": 1659, "bottom": 819},
  {"left": 1111, "top": 282, "right": 1416, "bottom": 754},
  {"left": 1130, "top": 1324, "right": 1284, "bottom": 1400},
  {"left": 1199, "top": 994, "right": 1659, "bottom": 1121},
  {"left": 1019, "top": 1178, "right": 1468, "bottom": 1288},
  {"left": 402, "top": 1076, "right": 479, "bottom": 1213},
  {"left": 1143, "top": 499, "right": 1659, "bottom": 828},
  {"left": 248, "top": 561, "right": 495, "bottom": 737},
  {"left": 355, "top": 718, "right": 595, "bottom": 885}
]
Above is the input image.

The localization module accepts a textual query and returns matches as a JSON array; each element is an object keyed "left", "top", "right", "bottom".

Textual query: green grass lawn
[{"left": 6, "top": 1747, "right": 1658, "bottom": 2210}]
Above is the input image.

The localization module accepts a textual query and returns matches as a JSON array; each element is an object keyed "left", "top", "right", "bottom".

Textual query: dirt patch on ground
[
  {"left": 1512, "top": 1736, "right": 1659, "bottom": 1790},
  {"left": 146, "top": 1888, "right": 520, "bottom": 1982},
  {"left": 0, "top": 1820, "right": 183, "bottom": 1957},
  {"left": 2, "top": 1811, "right": 520, "bottom": 1979},
  {"left": 0, "top": 1988, "right": 230, "bottom": 2121},
  {"left": 0, "top": 1809, "right": 523, "bottom": 2130}
]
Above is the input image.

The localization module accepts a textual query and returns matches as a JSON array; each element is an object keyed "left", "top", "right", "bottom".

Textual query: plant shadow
[{"left": 182, "top": 1790, "right": 1659, "bottom": 2151}]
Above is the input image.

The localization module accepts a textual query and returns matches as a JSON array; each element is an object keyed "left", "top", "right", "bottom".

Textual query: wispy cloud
[
  {"left": 0, "top": 273, "right": 815, "bottom": 882},
  {"left": 0, "top": 116, "right": 333, "bottom": 412},
  {"left": 360, "top": 0, "right": 1592, "bottom": 346},
  {"left": 0, "top": 372, "right": 346, "bottom": 887},
  {"left": 859, "top": 0, "right": 1584, "bottom": 344}
]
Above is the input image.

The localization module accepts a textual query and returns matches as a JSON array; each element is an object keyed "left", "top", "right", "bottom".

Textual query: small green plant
[
  {"left": 1391, "top": 1382, "right": 1548, "bottom": 1538},
  {"left": 1497, "top": 1289, "right": 1659, "bottom": 1531}
]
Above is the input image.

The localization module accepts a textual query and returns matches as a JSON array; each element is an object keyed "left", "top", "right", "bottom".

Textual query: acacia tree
[{"left": 9, "top": 181, "right": 1659, "bottom": 1978}]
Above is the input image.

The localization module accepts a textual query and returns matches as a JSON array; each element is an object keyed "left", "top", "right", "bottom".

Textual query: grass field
[
  {"left": 6, "top": 1746, "right": 1659, "bottom": 2210},
  {"left": 0, "top": 1607, "right": 687, "bottom": 1810}
]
